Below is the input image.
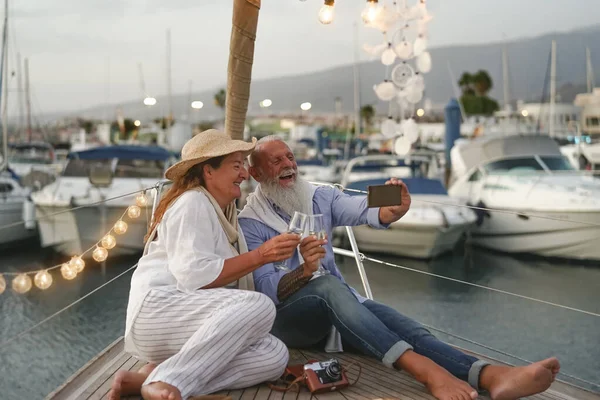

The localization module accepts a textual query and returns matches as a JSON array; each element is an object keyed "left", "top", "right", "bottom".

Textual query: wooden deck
[{"left": 46, "top": 337, "right": 600, "bottom": 400}]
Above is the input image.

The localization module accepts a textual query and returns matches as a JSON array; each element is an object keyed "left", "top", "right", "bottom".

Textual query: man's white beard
[{"left": 260, "top": 177, "right": 312, "bottom": 217}]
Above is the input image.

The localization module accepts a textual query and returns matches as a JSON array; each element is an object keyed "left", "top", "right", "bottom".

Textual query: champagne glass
[
  {"left": 274, "top": 211, "right": 307, "bottom": 272},
  {"left": 306, "top": 214, "right": 330, "bottom": 277}
]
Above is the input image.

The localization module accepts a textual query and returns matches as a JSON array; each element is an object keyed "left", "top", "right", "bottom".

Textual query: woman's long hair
[{"left": 145, "top": 156, "right": 225, "bottom": 242}]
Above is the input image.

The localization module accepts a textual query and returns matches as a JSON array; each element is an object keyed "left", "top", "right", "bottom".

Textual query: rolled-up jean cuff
[
  {"left": 468, "top": 360, "right": 490, "bottom": 391},
  {"left": 382, "top": 341, "right": 414, "bottom": 368}
]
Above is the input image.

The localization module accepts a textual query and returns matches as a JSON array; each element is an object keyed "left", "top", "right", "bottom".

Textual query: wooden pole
[{"left": 225, "top": 0, "right": 260, "bottom": 139}]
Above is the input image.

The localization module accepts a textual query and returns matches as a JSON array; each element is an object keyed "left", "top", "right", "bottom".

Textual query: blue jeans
[{"left": 271, "top": 275, "right": 489, "bottom": 390}]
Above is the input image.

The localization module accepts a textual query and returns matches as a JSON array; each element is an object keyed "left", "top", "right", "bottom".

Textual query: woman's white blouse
[{"left": 125, "top": 190, "right": 238, "bottom": 339}]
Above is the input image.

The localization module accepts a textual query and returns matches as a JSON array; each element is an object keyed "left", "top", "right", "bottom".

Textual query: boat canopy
[
  {"left": 456, "top": 135, "right": 563, "bottom": 172},
  {"left": 67, "top": 145, "right": 173, "bottom": 161}
]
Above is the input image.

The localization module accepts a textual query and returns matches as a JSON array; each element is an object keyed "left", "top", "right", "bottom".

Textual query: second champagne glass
[
  {"left": 273, "top": 211, "right": 307, "bottom": 272},
  {"left": 306, "top": 214, "right": 330, "bottom": 277}
]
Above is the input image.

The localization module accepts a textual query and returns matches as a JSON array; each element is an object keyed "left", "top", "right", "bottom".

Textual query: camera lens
[{"left": 326, "top": 361, "right": 341, "bottom": 380}]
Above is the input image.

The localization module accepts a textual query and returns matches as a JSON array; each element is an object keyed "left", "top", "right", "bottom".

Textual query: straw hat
[{"left": 165, "top": 129, "right": 257, "bottom": 180}]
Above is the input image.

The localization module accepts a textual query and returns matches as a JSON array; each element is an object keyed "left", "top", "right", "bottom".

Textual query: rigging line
[
  {"left": 0, "top": 186, "right": 154, "bottom": 233},
  {"left": 421, "top": 324, "right": 600, "bottom": 390},
  {"left": 362, "top": 255, "right": 600, "bottom": 318},
  {"left": 339, "top": 186, "right": 600, "bottom": 228},
  {"left": 0, "top": 263, "right": 138, "bottom": 350}
]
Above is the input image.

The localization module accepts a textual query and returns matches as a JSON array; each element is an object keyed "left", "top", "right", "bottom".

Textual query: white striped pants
[{"left": 129, "top": 288, "right": 289, "bottom": 399}]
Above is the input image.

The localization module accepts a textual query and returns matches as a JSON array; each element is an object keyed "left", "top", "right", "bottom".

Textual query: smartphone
[{"left": 367, "top": 184, "right": 402, "bottom": 208}]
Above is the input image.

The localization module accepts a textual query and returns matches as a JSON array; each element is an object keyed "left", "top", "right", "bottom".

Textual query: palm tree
[
  {"left": 360, "top": 105, "right": 375, "bottom": 133},
  {"left": 214, "top": 88, "right": 226, "bottom": 115},
  {"left": 458, "top": 72, "right": 474, "bottom": 95},
  {"left": 473, "top": 70, "right": 493, "bottom": 96}
]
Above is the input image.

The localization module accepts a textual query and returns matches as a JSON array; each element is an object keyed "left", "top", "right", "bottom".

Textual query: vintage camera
[{"left": 303, "top": 359, "right": 349, "bottom": 393}]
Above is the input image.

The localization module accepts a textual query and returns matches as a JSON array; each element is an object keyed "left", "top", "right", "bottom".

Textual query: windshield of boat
[
  {"left": 8, "top": 147, "right": 53, "bottom": 164},
  {"left": 483, "top": 156, "right": 574, "bottom": 175},
  {"left": 63, "top": 158, "right": 166, "bottom": 178}
]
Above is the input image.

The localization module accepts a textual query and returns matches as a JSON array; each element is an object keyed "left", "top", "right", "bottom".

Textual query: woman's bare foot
[
  {"left": 484, "top": 357, "right": 559, "bottom": 400},
  {"left": 141, "top": 381, "right": 182, "bottom": 400},
  {"left": 426, "top": 371, "right": 478, "bottom": 400},
  {"left": 108, "top": 363, "right": 157, "bottom": 400}
]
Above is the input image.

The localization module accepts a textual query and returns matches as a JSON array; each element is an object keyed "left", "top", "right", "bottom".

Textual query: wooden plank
[
  {"left": 253, "top": 385, "right": 273, "bottom": 400},
  {"left": 46, "top": 337, "right": 127, "bottom": 400},
  {"left": 240, "top": 386, "right": 259, "bottom": 400},
  {"left": 89, "top": 355, "right": 139, "bottom": 400},
  {"left": 228, "top": 389, "right": 245, "bottom": 400}
]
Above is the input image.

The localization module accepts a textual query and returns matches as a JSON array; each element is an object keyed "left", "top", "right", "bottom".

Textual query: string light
[
  {"left": 136, "top": 193, "right": 148, "bottom": 207},
  {"left": 127, "top": 205, "right": 141, "bottom": 219},
  {"left": 114, "top": 220, "right": 128, "bottom": 235},
  {"left": 0, "top": 187, "right": 151, "bottom": 295},
  {"left": 318, "top": 0, "right": 335, "bottom": 24},
  {"left": 361, "top": 0, "right": 381, "bottom": 24},
  {"left": 12, "top": 274, "right": 32, "bottom": 294},
  {"left": 101, "top": 234, "right": 117, "bottom": 249},
  {"left": 92, "top": 247, "right": 109, "bottom": 262},
  {"left": 70, "top": 256, "right": 86, "bottom": 273},
  {"left": 61, "top": 263, "right": 77, "bottom": 280},
  {"left": 34, "top": 271, "right": 53, "bottom": 290}
]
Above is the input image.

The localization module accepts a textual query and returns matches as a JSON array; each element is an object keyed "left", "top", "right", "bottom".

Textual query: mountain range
[{"left": 70, "top": 24, "right": 600, "bottom": 122}]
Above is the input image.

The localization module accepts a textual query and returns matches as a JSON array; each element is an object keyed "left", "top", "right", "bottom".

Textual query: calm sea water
[{"left": 1, "top": 241, "right": 599, "bottom": 399}]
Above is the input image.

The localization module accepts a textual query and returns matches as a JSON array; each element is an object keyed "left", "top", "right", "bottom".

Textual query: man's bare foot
[
  {"left": 108, "top": 363, "right": 157, "bottom": 400},
  {"left": 485, "top": 358, "right": 559, "bottom": 400},
  {"left": 141, "top": 381, "right": 182, "bottom": 400},
  {"left": 426, "top": 371, "right": 478, "bottom": 400}
]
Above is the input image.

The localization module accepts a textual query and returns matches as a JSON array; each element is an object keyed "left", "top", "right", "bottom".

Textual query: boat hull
[
  {"left": 35, "top": 205, "right": 149, "bottom": 257},
  {"left": 0, "top": 201, "right": 37, "bottom": 245},
  {"left": 350, "top": 221, "right": 471, "bottom": 259},
  {"left": 468, "top": 210, "right": 600, "bottom": 260}
]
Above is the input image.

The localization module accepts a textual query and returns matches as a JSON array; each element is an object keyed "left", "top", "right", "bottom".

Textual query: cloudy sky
[{"left": 6, "top": 0, "right": 599, "bottom": 115}]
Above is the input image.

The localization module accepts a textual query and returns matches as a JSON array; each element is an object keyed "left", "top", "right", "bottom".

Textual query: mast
[
  {"left": 166, "top": 29, "right": 172, "bottom": 143},
  {"left": 502, "top": 44, "right": 511, "bottom": 110},
  {"left": 345, "top": 22, "right": 360, "bottom": 160},
  {"left": 24, "top": 57, "right": 32, "bottom": 142},
  {"left": 586, "top": 47, "right": 595, "bottom": 93},
  {"left": 0, "top": 0, "right": 8, "bottom": 171},
  {"left": 549, "top": 40, "right": 556, "bottom": 138},
  {"left": 16, "top": 52, "right": 24, "bottom": 136}
]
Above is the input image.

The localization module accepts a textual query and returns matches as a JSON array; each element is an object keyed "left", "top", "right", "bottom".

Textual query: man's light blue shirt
[{"left": 239, "top": 185, "right": 388, "bottom": 305}]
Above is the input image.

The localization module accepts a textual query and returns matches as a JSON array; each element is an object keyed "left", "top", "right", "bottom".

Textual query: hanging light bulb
[
  {"left": 361, "top": 0, "right": 381, "bottom": 24},
  {"left": 318, "top": 0, "right": 335, "bottom": 25},
  {"left": 135, "top": 193, "right": 148, "bottom": 207},
  {"left": 12, "top": 274, "right": 32, "bottom": 294},
  {"left": 93, "top": 247, "right": 109, "bottom": 262},
  {"left": 114, "top": 220, "right": 128, "bottom": 235},
  {"left": 61, "top": 263, "right": 77, "bottom": 280},
  {"left": 127, "top": 205, "right": 141, "bottom": 219},
  {"left": 0, "top": 274, "right": 5, "bottom": 294},
  {"left": 101, "top": 234, "right": 117, "bottom": 249},
  {"left": 34, "top": 270, "right": 53, "bottom": 290},
  {"left": 70, "top": 256, "right": 85, "bottom": 273}
]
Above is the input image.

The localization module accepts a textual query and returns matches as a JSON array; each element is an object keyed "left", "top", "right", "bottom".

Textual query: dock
[{"left": 46, "top": 337, "right": 600, "bottom": 400}]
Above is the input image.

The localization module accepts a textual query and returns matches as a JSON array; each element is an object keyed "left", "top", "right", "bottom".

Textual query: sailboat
[{"left": 0, "top": 0, "right": 37, "bottom": 246}]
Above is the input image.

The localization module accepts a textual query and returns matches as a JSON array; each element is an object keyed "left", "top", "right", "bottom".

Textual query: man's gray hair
[{"left": 248, "top": 135, "right": 287, "bottom": 167}]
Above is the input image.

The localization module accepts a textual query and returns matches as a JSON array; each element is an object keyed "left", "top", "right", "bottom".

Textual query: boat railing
[{"left": 0, "top": 179, "right": 600, "bottom": 393}]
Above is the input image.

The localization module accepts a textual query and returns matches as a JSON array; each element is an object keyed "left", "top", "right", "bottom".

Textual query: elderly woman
[{"left": 110, "top": 130, "right": 299, "bottom": 400}]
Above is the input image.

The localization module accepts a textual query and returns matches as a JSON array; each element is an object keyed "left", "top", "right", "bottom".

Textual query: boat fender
[{"left": 23, "top": 196, "right": 37, "bottom": 230}]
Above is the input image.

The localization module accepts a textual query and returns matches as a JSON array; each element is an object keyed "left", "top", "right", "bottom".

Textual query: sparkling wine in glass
[
  {"left": 307, "top": 214, "right": 330, "bottom": 277},
  {"left": 274, "top": 211, "right": 307, "bottom": 272}
]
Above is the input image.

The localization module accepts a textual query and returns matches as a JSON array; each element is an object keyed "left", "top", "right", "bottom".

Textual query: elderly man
[{"left": 238, "top": 136, "right": 559, "bottom": 400}]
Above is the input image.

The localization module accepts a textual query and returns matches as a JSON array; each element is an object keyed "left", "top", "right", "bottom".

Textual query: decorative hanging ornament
[
  {"left": 401, "top": 118, "right": 420, "bottom": 143},
  {"left": 12, "top": 274, "right": 32, "bottom": 294},
  {"left": 381, "top": 45, "right": 397, "bottom": 66},
  {"left": 34, "top": 270, "right": 53, "bottom": 290},
  {"left": 394, "top": 136, "right": 412, "bottom": 156},
  {"left": 416, "top": 51, "right": 432, "bottom": 73},
  {"left": 61, "top": 263, "right": 77, "bottom": 280},
  {"left": 413, "top": 36, "right": 428, "bottom": 56},
  {"left": 406, "top": 86, "right": 424, "bottom": 104},
  {"left": 391, "top": 63, "right": 415, "bottom": 88},
  {"left": 381, "top": 117, "right": 397, "bottom": 137},
  {"left": 363, "top": 42, "right": 387, "bottom": 57},
  {"left": 374, "top": 80, "right": 397, "bottom": 101},
  {"left": 394, "top": 40, "right": 413, "bottom": 60}
]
